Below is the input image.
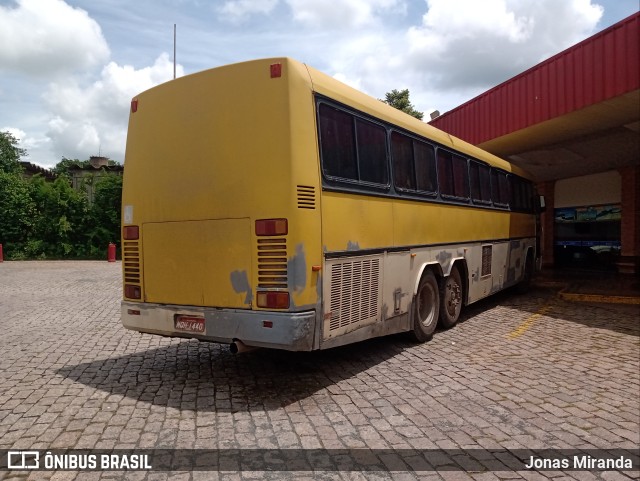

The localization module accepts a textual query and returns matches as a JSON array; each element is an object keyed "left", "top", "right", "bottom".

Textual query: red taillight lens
[
  {"left": 255, "top": 218, "right": 288, "bottom": 236},
  {"left": 131, "top": 99, "right": 138, "bottom": 112},
  {"left": 270, "top": 63, "right": 282, "bottom": 78},
  {"left": 123, "top": 225, "right": 139, "bottom": 240},
  {"left": 124, "top": 284, "right": 141, "bottom": 299},
  {"left": 257, "top": 291, "right": 289, "bottom": 309}
]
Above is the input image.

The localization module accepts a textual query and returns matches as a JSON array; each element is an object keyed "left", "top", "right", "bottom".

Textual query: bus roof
[{"left": 136, "top": 57, "right": 532, "bottom": 179}]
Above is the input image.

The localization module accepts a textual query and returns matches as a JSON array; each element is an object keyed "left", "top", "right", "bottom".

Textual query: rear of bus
[{"left": 120, "top": 58, "right": 323, "bottom": 351}]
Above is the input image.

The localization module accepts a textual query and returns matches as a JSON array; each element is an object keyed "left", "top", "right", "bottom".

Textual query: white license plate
[{"left": 174, "top": 315, "right": 205, "bottom": 334}]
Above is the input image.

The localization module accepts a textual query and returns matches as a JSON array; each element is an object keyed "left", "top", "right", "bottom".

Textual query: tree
[
  {"left": 380, "top": 89, "right": 424, "bottom": 120},
  {"left": 52, "top": 157, "right": 90, "bottom": 176},
  {"left": 0, "top": 172, "right": 35, "bottom": 254},
  {"left": 87, "top": 174, "right": 123, "bottom": 257},
  {"left": 27, "top": 175, "right": 90, "bottom": 258},
  {"left": 53, "top": 157, "right": 121, "bottom": 176},
  {"left": 0, "top": 131, "right": 26, "bottom": 174}
]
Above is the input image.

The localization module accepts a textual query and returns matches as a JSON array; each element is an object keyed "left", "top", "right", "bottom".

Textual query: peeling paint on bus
[
  {"left": 347, "top": 241, "right": 361, "bottom": 251},
  {"left": 230, "top": 270, "right": 252, "bottom": 305},
  {"left": 288, "top": 244, "right": 307, "bottom": 294}
]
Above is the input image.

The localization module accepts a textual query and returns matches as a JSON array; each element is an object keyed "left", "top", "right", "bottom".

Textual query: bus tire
[
  {"left": 411, "top": 270, "right": 440, "bottom": 342},
  {"left": 439, "top": 265, "right": 463, "bottom": 329}
]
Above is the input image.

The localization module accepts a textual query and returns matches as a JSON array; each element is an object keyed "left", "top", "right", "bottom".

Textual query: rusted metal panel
[{"left": 430, "top": 12, "right": 639, "bottom": 145}]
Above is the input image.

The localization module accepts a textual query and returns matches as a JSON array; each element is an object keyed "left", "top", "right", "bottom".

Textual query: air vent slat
[
  {"left": 257, "top": 235, "right": 288, "bottom": 289},
  {"left": 328, "top": 258, "right": 380, "bottom": 333},
  {"left": 296, "top": 185, "right": 316, "bottom": 210},
  {"left": 482, "top": 245, "right": 492, "bottom": 276},
  {"left": 123, "top": 240, "right": 141, "bottom": 285}
]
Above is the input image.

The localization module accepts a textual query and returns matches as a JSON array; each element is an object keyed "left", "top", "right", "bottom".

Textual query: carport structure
[{"left": 430, "top": 12, "right": 639, "bottom": 274}]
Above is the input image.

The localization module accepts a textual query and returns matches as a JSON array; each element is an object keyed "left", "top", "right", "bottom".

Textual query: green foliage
[
  {"left": 52, "top": 157, "right": 90, "bottom": 175},
  {"left": 0, "top": 146, "right": 123, "bottom": 259},
  {"left": 380, "top": 89, "right": 424, "bottom": 120},
  {"left": 53, "top": 157, "right": 121, "bottom": 175},
  {"left": 0, "top": 171, "right": 36, "bottom": 252},
  {"left": 27, "top": 176, "right": 91, "bottom": 258},
  {"left": 88, "top": 175, "right": 123, "bottom": 252},
  {"left": 0, "top": 131, "right": 26, "bottom": 175}
]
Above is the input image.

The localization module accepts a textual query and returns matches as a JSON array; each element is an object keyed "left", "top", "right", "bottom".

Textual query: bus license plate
[{"left": 174, "top": 315, "right": 205, "bottom": 334}]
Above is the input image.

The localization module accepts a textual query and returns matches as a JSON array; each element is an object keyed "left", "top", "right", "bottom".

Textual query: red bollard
[
  {"left": 0, "top": 244, "right": 3, "bottom": 262},
  {"left": 107, "top": 243, "right": 116, "bottom": 262}
]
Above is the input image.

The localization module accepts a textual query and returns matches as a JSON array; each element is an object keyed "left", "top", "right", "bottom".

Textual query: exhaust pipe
[{"left": 229, "top": 339, "right": 258, "bottom": 354}]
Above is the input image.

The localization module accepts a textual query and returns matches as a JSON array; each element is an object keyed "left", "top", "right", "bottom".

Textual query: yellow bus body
[{"left": 121, "top": 57, "right": 537, "bottom": 351}]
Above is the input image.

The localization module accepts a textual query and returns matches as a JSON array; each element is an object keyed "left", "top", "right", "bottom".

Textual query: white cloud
[
  {"left": 44, "top": 54, "right": 184, "bottom": 163},
  {"left": 0, "top": 0, "right": 110, "bottom": 76},
  {"left": 324, "top": 0, "right": 603, "bottom": 115},
  {"left": 218, "top": 0, "right": 279, "bottom": 22},
  {"left": 1, "top": 127, "right": 26, "bottom": 142},
  {"left": 286, "top": 0, "right": 405, "bottom": 29},
  {"left": 404, "top": 0, "right": 604, "bottom": 90}
]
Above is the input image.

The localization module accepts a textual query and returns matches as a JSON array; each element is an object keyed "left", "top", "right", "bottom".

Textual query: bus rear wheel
[
  {"left": 439, "top": 266, "right": 463, "bottom": 329},
  {"left": 411, "top": 270, "right": 440, "bottom": 342}
]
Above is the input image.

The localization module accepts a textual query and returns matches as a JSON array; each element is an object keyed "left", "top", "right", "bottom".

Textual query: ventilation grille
[
  {"left": 329, "top": 258, "right": 380, "bottom": 332},
  {"left": 481, "top": 245, "right": 492, "bottom": 277},
  {"left": 123, "top": 241, "right": 141, "bottom": 284},
  {"left": 258, "top": 238, "right": 288, "bottom": 288},
  {"left": 297, "top": 185, "right": 316, "bottom": 209}
]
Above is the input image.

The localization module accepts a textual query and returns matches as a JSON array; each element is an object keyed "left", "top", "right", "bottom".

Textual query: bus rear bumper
[{"left": 121, "top": 301, "right": 316, "bottom": 351}]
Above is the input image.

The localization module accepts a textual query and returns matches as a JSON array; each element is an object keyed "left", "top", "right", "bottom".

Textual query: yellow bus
[{"left": 121, "top": 57, "right": 538, "bottom": 352}]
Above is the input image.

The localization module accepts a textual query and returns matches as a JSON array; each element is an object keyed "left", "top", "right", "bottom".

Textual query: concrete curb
[
  {"left": 533, "top": 279, "right": 640, "bottom": 305},
  {"left": 558, "top": 289, "right": 640, "bottom": 305}
]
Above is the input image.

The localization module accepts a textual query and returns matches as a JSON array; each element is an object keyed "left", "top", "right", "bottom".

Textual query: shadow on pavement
[{"left": 55, "top": 335, "right": 415, "bottom": 413}]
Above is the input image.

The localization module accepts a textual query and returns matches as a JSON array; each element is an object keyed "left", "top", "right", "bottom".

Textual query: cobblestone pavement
[{"left": 0, "top": 261, "right": 638, "bottom": 480}]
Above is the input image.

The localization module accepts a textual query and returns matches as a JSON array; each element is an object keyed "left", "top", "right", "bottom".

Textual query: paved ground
[{"left": 0, "top": 261, "right": 638, "bottom": 480}]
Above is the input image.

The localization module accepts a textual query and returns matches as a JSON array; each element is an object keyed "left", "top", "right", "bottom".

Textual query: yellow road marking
[
  {"left": 507, "top": 305, "right": 553, "bottom": 339},
  {"left": 558, "top": 291, "right": 640, "bottom": 305}
]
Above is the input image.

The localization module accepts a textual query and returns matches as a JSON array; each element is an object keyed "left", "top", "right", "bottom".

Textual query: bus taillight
[
  {"left": 124, "top": 284, "right": 141, "bottom": 299},
  {"left": 123, "top": 225, "right": 139, "bottom": 240},
  {"left": 257, "top": 291, "right": 289, "bottom": 309},
  {"left": 255, "top": 218, "right": 288, "bottom": 236}
]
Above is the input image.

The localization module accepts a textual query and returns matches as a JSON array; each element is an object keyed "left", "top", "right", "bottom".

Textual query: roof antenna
[{"left": 173, "top": 24, "right": 177, "bottom": 80}]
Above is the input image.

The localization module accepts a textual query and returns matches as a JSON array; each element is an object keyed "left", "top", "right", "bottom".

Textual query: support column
[
  {"left": 617, "top": 165, "right": 640, "bottom": 275},
  {"left": 537, "top": 180, "right": 555, "bottom": 269}
]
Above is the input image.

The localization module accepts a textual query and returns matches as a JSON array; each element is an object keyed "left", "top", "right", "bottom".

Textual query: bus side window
[
  {"left": 391, "top": 132, "right": 416, "bottom": 190},
  {"left": 491, "top": 169, "right": 509, "bottom": 207},
  {"left": 356, "top": 118, "right": 388, "bottom": 185},
  {"left": 452, "top": 154, "right": 469, "bottom": 199},
  {"left": 414, "top": 141, "right": 437, "bottom": 194},
  {"left": 437, "top": 150, "right": 453, "bottom": 197},
  {"left": 499, "top": 173, "right": 511, "bottom": 208},
  {"left": 319, "top": 104, "right": 358, "bottom": 181},
  {"left": 439, "top": 150, "right": 469, "bottom": 200},
  {"left": 470, "top": 160, "right": 491, "bottom": 204}
]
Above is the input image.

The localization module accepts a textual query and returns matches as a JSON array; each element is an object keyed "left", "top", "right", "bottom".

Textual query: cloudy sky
[{"left": 1, "top": 0, "right": 637, "bottom": 168}]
